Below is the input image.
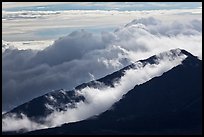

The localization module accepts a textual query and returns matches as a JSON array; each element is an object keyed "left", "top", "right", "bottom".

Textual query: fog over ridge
[{"left": 2, "top": 49, "right": 188, "bottom": 132}]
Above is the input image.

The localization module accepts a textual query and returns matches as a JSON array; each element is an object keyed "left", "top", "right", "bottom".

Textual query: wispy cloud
[{"left": 2, "top": 2, "right": 68, "bottom": 9}]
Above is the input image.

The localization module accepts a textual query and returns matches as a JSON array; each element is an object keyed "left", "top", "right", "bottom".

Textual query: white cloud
[
  {"left": 2, "top": 49, "right": 187, "bottom": 132},
  {"left": 2, "top": 113, "right": 48, "bottom": 132},
  {"left": 2, "top": 40, "right": 54, "bottom": 52},
  {"left": 2, "top": 3, "right": 202, "bottom": 133},
  {"left": 44, "top": 50, "right": 186, "bottom": 127},
  {"left": 2, "top": 16, "right": 202, "bottom": 112}
]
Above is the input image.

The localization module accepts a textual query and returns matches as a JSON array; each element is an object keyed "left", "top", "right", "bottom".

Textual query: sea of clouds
[
  {"left": 2, "top": 8, "right": 202, "bottom": 132},
  {"left": 2, "top": 16, "right": 202, "bottom": 111}
]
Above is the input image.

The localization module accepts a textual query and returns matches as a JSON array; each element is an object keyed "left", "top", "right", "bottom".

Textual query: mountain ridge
[
  {"left": 23, "top": 48, "right": 202, "bottom": 135},
  {"left": 2, "top": 48, "right": 201, "bottom": 135}
]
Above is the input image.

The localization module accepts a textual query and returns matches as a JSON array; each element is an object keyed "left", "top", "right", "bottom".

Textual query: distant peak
[
  {"left": 179, "top": 49, "right": 196, "bottom": 57},
  {"left": 157, "top": 48, "right": 197, "bottom": 60}
]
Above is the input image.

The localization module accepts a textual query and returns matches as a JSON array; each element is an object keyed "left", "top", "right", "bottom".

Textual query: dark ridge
[
  {"left": 3, "top": 90, "right": 85, "bottom": 123},
  {"left": 3, "top": 49, "right": 199, "bottom": 135},
  {"left": 3, "top": 47, "right": 166, "bottom": 120},
  {"left": 75, "top": 48, "right": 192, "bottom": 90},
  {"left": 21, "top": 49, "right": 202, "bottom": 135}
]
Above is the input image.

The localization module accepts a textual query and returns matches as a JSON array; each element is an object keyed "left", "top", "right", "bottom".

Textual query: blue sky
[{"left": 3, "top": 2, "right": 202, "bottom": 11}]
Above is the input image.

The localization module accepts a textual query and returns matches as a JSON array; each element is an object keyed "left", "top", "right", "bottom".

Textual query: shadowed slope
[{"left": 23, "top": 50, "right": 202, "bottom": 135}]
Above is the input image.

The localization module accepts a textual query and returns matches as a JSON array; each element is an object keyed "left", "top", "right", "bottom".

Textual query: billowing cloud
[
  {"left": 2, "top": 49, "right": 187, "bottom": 132},
  {"left": 2, "top": 16, "right": 202, "bottom": 112},
  {"left": 2, "top": 113, "right": 48, "bottom": 132}
]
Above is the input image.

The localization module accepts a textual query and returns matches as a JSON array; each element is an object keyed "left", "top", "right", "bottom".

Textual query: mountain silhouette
[
  {"left": 3, "top": 49, "right": 183, "bottom": 121},
  {"left": 2, "top": 49, "right": 202, "bottom": 135},
  {"left": 24, "top": 49, "right": 202, "bottom": 135}
]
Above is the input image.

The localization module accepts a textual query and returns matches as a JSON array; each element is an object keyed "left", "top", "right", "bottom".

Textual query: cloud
[
  {"left": 2, "top": 49, "right": 187, "bottom": 132},
  {"left": 2, "top": 30, "right": 130, "bottom": 111},
  {"left": 2, "top": 2, "right": 201, "bottom": 11},
  {"left": 44, "top": 50, "right": 186, "bottom": 127},
  {"left": 2, "top": 2, "right": 71, "bottom": 10},
  {"left": 31, "top": 30, "right": 107, "bottom": 66},
  {"left": 2, "top": 40, "right": 53, "bottom": 51},
  {"left": 2, "top": 16, "right": 202, "bottom": 112},
  {"left": 112, "top": 17, "right": 202, "bottom": 60},
  {"left": 2, "top": 113, "right": 48, "bottom": 132},
  {"left": 2, "top": 8, "right": 202, "bottom": 41}
]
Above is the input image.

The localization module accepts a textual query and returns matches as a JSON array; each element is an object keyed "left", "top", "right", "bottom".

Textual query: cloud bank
[
  {"left": 2, "top": 8, "right": 201, "bottom": 41},
  {"left": 2, "top": 49, "right": 187, "bottom": 132},
  {"left": 2, "top": 40, "right": 53, "bottom": 52},
  {"left": 2, "top": 16, "right": 202, "bottom": 112}
]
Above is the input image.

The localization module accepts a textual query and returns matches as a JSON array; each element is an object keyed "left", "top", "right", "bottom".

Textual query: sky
[
  {"left": 2, "top": 2, "right": 202, "bottom": 42},
  {"left": 2, "top": 2, "right": 202, "bottom": 11},
  {"left": 2, "top": 1, "right": 202, "bottom": 119}
]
